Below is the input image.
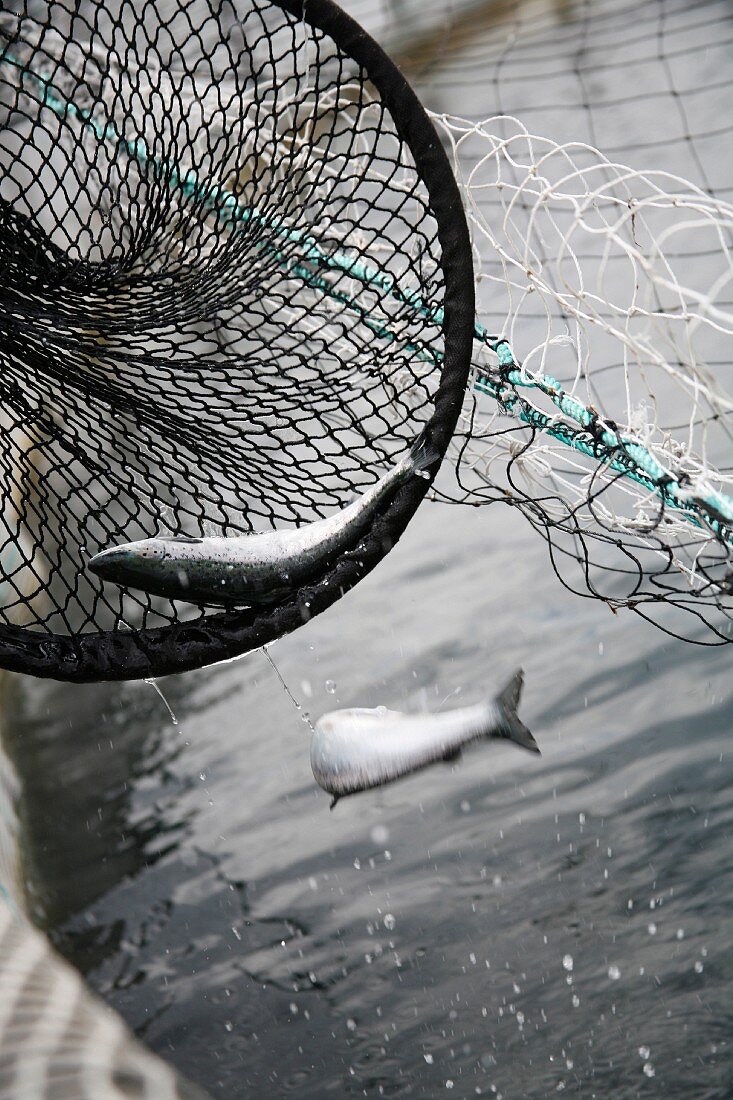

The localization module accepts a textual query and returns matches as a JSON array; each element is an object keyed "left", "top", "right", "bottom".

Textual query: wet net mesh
[
  {"left": 3, "top": 0, "right": 733, "bottom": 681},
  {"left": 0, "top": 0, "right": 473, "bottom": 679},
  {"left": 382, "top": 0, "right": 733, "bottom": 646}
]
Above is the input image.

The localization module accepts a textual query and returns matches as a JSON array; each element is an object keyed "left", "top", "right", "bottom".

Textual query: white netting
[
  {"left": 370, "top": 0, "right": 733, "bottom": 643},
  {"left": 437, "top": 114, "right": 733, "bottom": 577}
]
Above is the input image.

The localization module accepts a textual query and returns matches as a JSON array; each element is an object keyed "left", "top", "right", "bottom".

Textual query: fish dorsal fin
[{"left": 157, "top": 534, "right": 204, "bottom": 544}]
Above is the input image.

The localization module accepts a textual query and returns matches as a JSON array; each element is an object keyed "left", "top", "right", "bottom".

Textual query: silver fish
[
  {"left": 311, "top": 670, "right": 539, "bottom": 807},
  {"left": 88, "top": 437, "right": 435, "bottom": 606}
]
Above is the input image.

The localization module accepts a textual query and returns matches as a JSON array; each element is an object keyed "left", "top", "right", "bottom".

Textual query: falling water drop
[{"left": 143, "top": 677, "right": 177, "bottom": 725}]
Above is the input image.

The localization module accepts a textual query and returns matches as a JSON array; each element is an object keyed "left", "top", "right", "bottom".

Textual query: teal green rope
[{"left": 4, "top": 50, "right": 733, "bottom": 546}]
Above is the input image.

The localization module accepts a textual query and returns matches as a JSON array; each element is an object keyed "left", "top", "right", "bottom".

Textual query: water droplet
[
  {"left": 346, "top": 1018, "right": 357, "bottom": 1031},
  {"left": 608, "top": 965, "right": 621, "bottom": 980},
  {"left": 353, "top": 858, "right": 361, "bottom": 870},
  {"left": 371, "top": 825, "right": 389, "bottom": 845},
  {"left": 446, "top": 1081, "right": 454, "bottom": 1090},
  {"left": 325, "top": 680, "right": 336, "bottom": 694},
  {"left": 289, "top": 1003, "right": 298, "bottom": 1014},
  {"left": 648, "top": 922, "right": 657, "bottom": 935},
  {"left": 571, "top": 994, "right": 580, "bottom": 1008},
  {"left": 224, "top": 1021, "right": 233, "bottom": 1032},
  {"left": 199, "top": 772, "right": 206, "bottom": 781},
  {"left": 231, "top": 925, "right": 242, "bottom": 941},
  {"left": 460, "top": 800, "right": 471, "bottom": 813},
  {"left": 383, "top": 913, "right": 396, "bottom": 931},
  {"left": 638, "top": 1046, "right": 650, "bottom": 1060},
  {"left": 143, "top": 677, "right": 177, "bottom": 725},
  {"left": 563, "top": 954, "right": 574, "bottom": 972},
  {"left": 676, "top": 928, "right": 685, "bottom": 940},
  {"left": 643, "top": 1063, "right": 655, "bottom": 1078},
  {"left": 424, "top": 1053, "right": 434, "bottom": 1064},
  {"left": 694, "top": 960, "right": 704, "bottom": 973}
]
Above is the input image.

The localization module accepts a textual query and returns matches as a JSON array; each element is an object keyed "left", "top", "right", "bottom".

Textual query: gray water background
[{"left": 6, "top": 1, "right": 733, "bottom": 1097}]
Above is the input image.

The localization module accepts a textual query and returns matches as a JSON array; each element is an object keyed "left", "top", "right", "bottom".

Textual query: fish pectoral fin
[
  {"left": 329, "top": 794, "right": 341, "bottom": 811},
  {"left": 442, "top": 747, "right": 462, "bottom": 764}
]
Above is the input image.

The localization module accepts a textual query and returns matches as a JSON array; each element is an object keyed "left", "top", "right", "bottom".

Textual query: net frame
[{"left": 0, "top": 0, "right": 475, "bottom": 682}]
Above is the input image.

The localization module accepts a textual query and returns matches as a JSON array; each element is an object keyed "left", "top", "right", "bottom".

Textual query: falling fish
[
  {"left": 310, "top": 670, "right": 539, "bottom": 807},
  {"left": 88, "top": 436, "right": 436, "bottom": 606}
]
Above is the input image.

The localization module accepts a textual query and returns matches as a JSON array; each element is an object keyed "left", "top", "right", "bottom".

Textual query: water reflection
[
  {"left": 6, "top": 497, "right": 732, "bottom": 1098},
  {"left": 3, "top": 673, "right": 198, "bottom": 929},
  {"left": 4, "top": 0, "right": 733, "bottom": 1097}
]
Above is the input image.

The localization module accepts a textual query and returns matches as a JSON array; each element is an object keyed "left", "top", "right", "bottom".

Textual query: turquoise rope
[{"left": 4, "top": 50, "right": 733, "bottom": 545}]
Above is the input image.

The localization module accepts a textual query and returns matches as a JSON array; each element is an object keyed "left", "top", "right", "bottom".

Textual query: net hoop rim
[{"left": 0, "top": 0, "right": 475, "bottom": 681}]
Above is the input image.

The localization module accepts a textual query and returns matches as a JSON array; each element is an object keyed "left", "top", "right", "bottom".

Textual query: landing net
[
  {"left": 0, "top": 0, "right": 473, "bottom": 679},
  {"left": 1, "top": 0, "right": 733, "bottom": 683}
]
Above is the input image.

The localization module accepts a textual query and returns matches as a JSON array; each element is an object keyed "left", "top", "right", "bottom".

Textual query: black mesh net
[{"left": 0, "top": 0, "right": 473, "bottom": 680}]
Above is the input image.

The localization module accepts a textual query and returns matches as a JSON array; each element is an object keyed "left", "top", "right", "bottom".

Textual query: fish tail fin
[
  {"left": 495, "top": 670, "right": 540, "bottom": 754},
  {"left": 408, "top": 431, "right": 440, "bottom": 477}
]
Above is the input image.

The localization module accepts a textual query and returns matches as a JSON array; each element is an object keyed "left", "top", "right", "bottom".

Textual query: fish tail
[
  {"left": 495, "top": 670, "right": 540, "bottom": 754},
  {"left": 407, "top": 431, "right": 440, "bottom": 476}
]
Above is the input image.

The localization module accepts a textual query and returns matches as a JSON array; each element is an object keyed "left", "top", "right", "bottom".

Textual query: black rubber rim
[{"left": 0, "top": 0, "right": 475, "bottom": 681}]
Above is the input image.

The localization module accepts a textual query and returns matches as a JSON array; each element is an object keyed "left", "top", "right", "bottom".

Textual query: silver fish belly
[
  {"left": 311, "top": 671, "right": 539, "bottom": 804},
  {"left": 89, "top": 440, "right": 431, "bottom": 605}
]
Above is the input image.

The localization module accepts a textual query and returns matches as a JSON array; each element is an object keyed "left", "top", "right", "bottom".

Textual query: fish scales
[{"left": 89, "top": 439, "right": 433, "bottom": 606}]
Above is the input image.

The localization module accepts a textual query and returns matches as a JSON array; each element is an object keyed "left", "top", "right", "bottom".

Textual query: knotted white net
[{"left": 387, "top": 0, "right": 733, "bottom": 643}]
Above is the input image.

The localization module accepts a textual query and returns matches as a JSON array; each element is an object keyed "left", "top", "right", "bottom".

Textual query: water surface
[{"left": 7, "top": 1, "right": 733, "bottom": 1097}]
